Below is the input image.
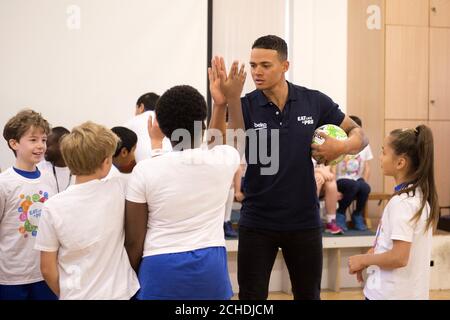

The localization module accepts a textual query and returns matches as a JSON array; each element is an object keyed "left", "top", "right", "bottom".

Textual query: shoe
[
  {"left": 352, "top": 213, "right": 368, "bottom": 231},
  {"left": 224, "top": 221, "right": 238, "bottom": 238},
  {"left": 325, "top": 220, "right": 344, "bottom": 235},
  {"left": 336, "top": 213, "right": 348, "bottom": 231}
]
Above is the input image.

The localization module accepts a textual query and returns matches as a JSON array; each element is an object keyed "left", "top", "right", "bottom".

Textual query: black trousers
[
  {"left": 237, "top": 225, "right": 323, "bottom": 300},
  {"left": 337, "top": 178, "right": 371, "bottom": 213}
]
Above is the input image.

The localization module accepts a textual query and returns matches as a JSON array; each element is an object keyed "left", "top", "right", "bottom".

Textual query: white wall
[
  {"left": 213, "top": 0, "right": 286, "bottom": 96},
  {"left": 212, "top": 0, "right": 347, "bottom": 110},
  {"left": 291, "top": 0, "right": 348, "bottom": 111},
  {"left": 0, "top": 0, "right": 349, "bottom": 169},
  {"left": 0, "top": 0, "right": 207, "bottom": 168}
]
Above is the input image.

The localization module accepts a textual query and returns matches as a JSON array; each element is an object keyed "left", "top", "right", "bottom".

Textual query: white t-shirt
[
  {"left": 0, "top": 168, "right": 56, "bottom": 285},
  {"left": 126, "top": 145, "right": 240, "bottom": 257},
  {"left": 364, "top": 188, "right": 432, "bottom": 300},
  {"left": 35, "top": 177, "right": 139, "bottom": 300},
  {"left": 335, "top": 145, "right": 373, "bottom": 181},
  {"left": 124, "top": 111, "right": 172, "bottom": 163},
  {"left": 104, "top": 165, "right": 130, "bottom": 182},
  {"left": 37, "top": 160, "right": 74, "bottom": 193}
]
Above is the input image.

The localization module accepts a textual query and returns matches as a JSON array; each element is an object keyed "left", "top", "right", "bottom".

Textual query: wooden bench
[
  {"left": 362, "top": 192, "right": 392, "bottom": 229},
  {"left": 225, "top": 233, "right": 375, "bottom": 293}
]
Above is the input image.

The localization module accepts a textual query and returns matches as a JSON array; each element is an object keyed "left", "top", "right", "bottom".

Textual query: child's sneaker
[
  {"left": 325, "top": 220, "right": 344, "bottom": 235},
  {"left": 352, "top": 214, "right": 368, "bottom": 231},
  {"left": 336, "top": 213, "right": 348, "bottom": 231},
  {"left": 224, "top": 221, "right": 238, "bottom": 238}
]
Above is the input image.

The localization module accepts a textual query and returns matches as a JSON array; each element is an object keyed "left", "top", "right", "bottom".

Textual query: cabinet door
[
  {"left": 431, "top": 0, "right": 450, "bottom": 27},
  {"left": 429, "top": 121, "right": 450, "bottom": 206},
  {"left": 430, "top": 28, "right": 450, "bottom": 120},
  {"left": 385, "top": 26, "right": 429, "bottom": 120},
  {"left": 387, "top": 0, "right": 429, "bottom": 26},
  {"left": 384, "top": 120, "right": 429, "bottom": 193}
]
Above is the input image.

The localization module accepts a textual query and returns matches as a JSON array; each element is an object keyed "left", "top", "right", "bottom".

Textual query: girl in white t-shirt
[{"left": 348, "top": 125, "right": 439, "bottom": 300}]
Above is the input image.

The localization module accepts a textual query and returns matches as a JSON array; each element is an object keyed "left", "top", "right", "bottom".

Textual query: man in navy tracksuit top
[{"left": 214, "top": 35, "right": 369, "bottom": 300}]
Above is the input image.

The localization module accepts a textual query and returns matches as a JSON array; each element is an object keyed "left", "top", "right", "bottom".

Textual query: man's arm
[
  {"left": 339, "top": 115, "right": 369, "bottom": 155},
  {"left": 40, "top": 251, "right": 60, "bottom": 297},
  {"left": 124, "top": 201, "right": 148, "bottom": 272}
]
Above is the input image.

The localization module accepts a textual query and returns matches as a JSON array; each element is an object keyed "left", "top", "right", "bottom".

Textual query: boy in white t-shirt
[
  {"left": 104, "top": 126, "right": 138, "bottom": 179},
  {"left": 124, "top": 92, "right": 172, "bottom": 163},
  {"left": 38, "top": 126, "right": 73, "bottom": 193},
  {"left": 35, "top": 122, "right": 139, "bottom": 300},
  {"left": 0, "top": 109, "right": 57, "bottom": 300},
  {"left": 125, "top": 85, "right": 240, "bottom": 300},
  {"left": 333, "top": 116, "right": 373, "bottom": 231}
]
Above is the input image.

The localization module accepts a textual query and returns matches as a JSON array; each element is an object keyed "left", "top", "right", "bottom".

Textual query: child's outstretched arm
[
  {"left": 348, "top": 240, "right": 411, "bottom": 274},
  {"left": 40, "top": 251, "right": 60, "bottom": 296}
]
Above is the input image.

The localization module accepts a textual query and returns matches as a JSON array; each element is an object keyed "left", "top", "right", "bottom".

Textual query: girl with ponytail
[{"left": 348, "top": 125, "right": 439, "bottom": 300}]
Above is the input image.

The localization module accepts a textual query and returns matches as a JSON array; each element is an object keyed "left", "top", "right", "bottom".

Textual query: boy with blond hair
[
  {"left": 35, "top": 121, "right": 139, "bottom": 300},
  {"left": 0, "top": 109, "right": 57, "bottom": 300}
]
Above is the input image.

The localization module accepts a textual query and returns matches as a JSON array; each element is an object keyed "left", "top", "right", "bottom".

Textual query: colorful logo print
[{"left": 18, "top": 191, "right": 49, "bottom": 238}]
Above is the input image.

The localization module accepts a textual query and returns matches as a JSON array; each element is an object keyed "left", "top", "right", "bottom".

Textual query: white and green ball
[{"left": 312, "top": 124, "right": 348, "bottom": 165}]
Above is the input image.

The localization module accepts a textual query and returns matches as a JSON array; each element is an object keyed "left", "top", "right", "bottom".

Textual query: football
[{"left": 312, "top": 124, "right": 348, "bottom": 165}]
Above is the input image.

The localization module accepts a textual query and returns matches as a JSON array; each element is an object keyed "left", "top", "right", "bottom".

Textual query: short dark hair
[
  {"left": 349, "top": 115, "right": 362, "bottom": 127},
  {"left": 50, "top": 126, "right": 70, "bottom": 139},
  {"left": 111, "top": 126, "right": 138, "bottom": 157},
  {"left": 45, "top": 126, "right": 70, "bottom": 164},
  {"left": 156, "top": 85, "right": 207, "bottom": 146},
  {"left": 136, "top": 92, "right": 160, "bottom": 111},
  {"left": 252, "top": 35, "right": 288, "bottom": 61}
]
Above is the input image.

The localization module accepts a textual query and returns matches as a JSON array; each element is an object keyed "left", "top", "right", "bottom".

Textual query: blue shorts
[
  {"left": 136, "top": 247, "right": 233, "bottom": 300},
  {"left": 0, "top": 281, "right": 58, "bottom": 300}
]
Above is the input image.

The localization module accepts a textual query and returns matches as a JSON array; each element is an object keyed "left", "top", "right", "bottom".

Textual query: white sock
[{"left": 327, "top": 214, "right": 336, "bottom": 223}]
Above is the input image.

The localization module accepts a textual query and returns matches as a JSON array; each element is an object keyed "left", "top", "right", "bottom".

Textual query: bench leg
[
  {"left": 363, "top": 202, "right": 372, "bottom": 229},
  {"left": 327, "top": 248, "right": 341, "bottom": 292}
]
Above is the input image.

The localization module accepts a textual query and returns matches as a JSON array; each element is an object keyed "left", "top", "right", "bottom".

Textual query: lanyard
[
  {"left": 373, "top": 183, "right": 407, "bottom": 249},
  {"left": 52, "top": 165, "right": 72, "bottom": 193}
]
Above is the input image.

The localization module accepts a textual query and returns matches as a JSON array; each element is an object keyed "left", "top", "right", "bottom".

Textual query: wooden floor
[
  {"left": 266, "top": 289, "right": 450, "bottom": 300},
  {"left": 232, "top": 289, "right": 450, "bottom": 300}
]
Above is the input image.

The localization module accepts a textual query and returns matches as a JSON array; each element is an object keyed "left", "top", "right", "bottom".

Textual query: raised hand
[
  {"left": 221, "top": 58, "right": 246, "bottom": 101},
  {"left": 208, "top": 56, "right": 227, "bottom": 107}
]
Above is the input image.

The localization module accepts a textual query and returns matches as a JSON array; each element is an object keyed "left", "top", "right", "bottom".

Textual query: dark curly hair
[
  {"left": 252, "top": 35, "right": 288, "bottom": 61},
  {"left": 156, "top": 85, "right": 207, "bottom": 148}
]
